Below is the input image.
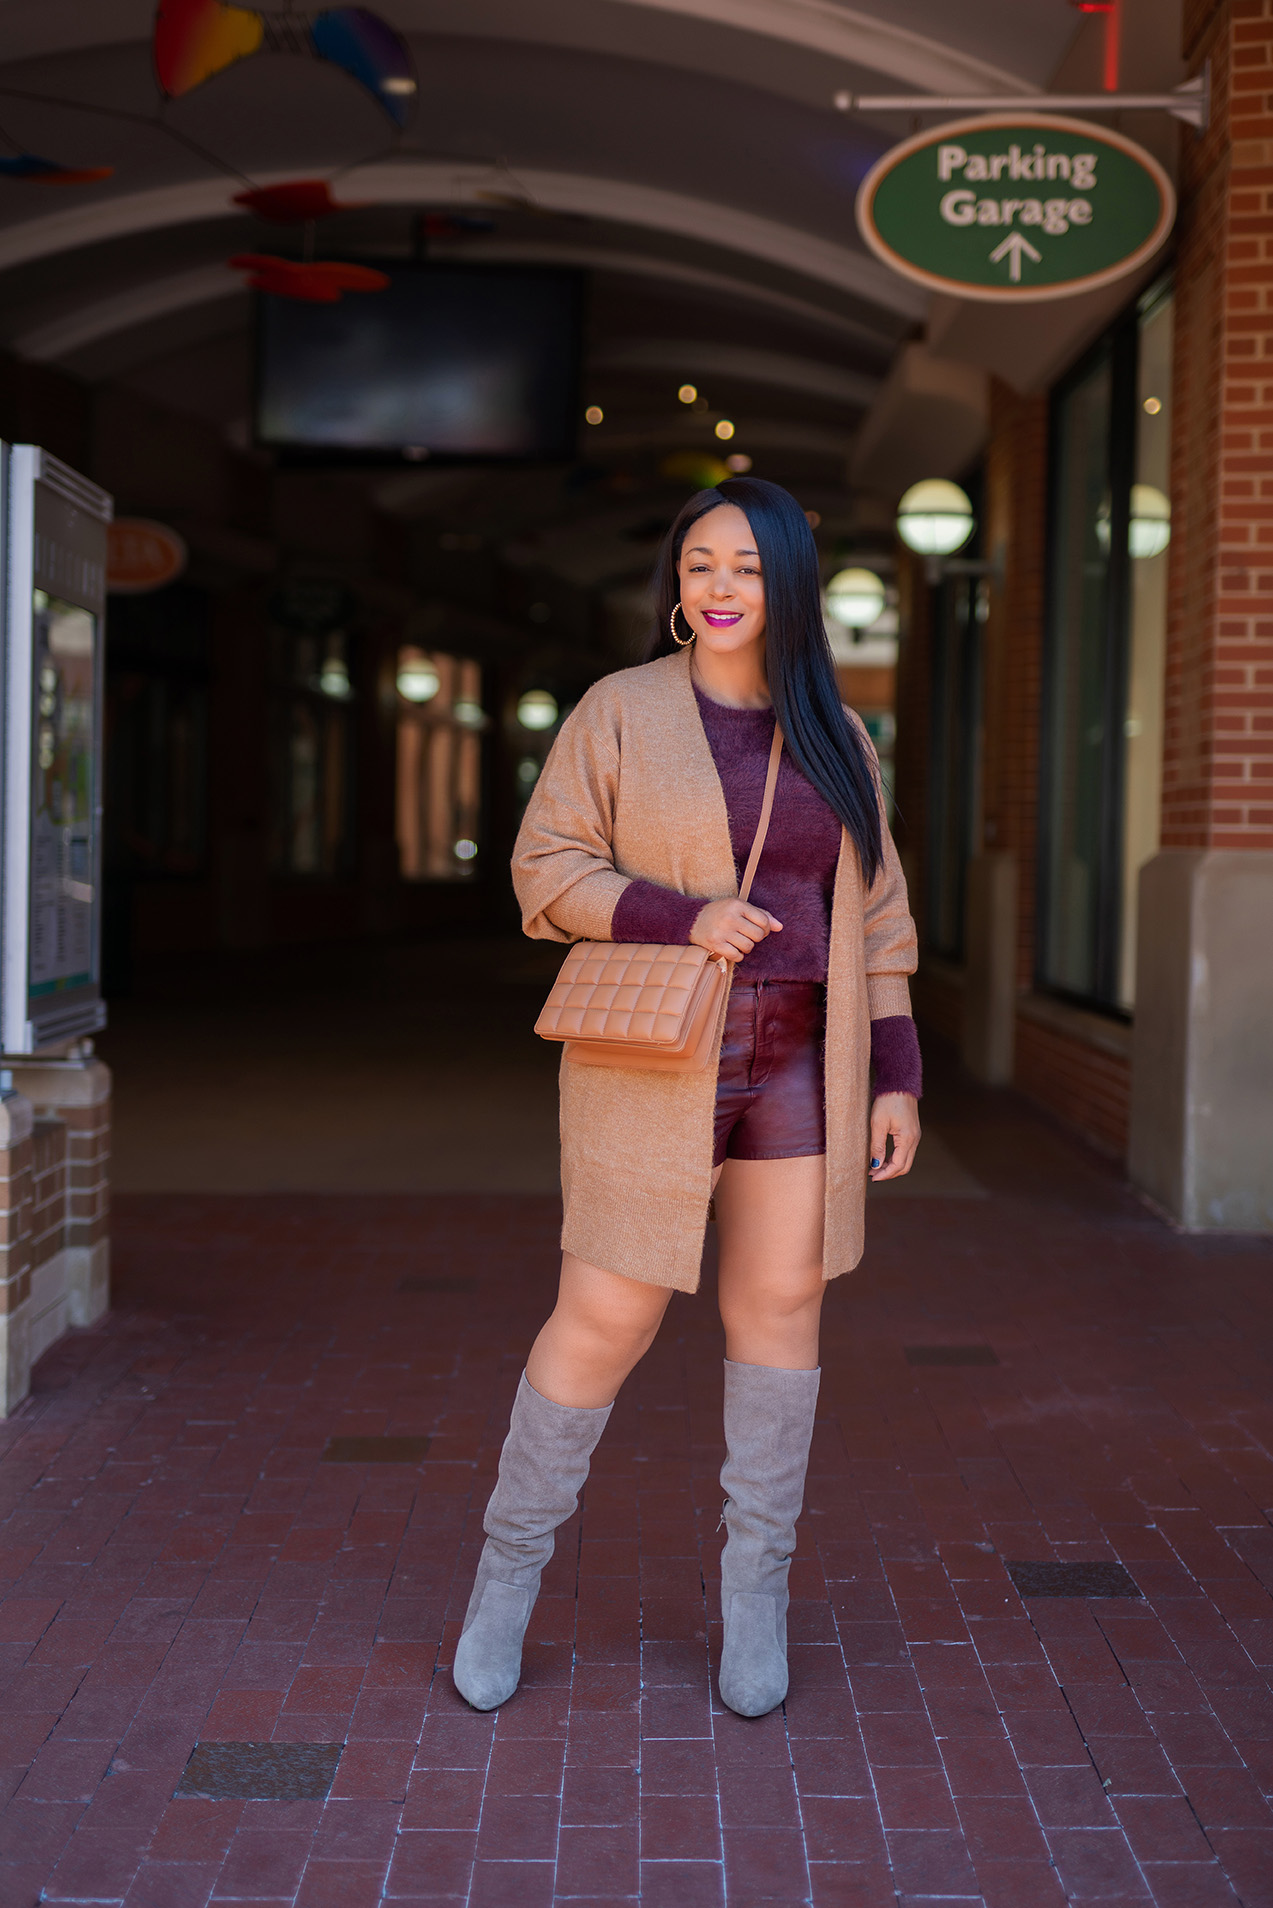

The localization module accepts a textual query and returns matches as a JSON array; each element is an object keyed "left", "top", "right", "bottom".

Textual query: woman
[{"left": 454, "top": 477, "right": 921, "bottom": 1719}]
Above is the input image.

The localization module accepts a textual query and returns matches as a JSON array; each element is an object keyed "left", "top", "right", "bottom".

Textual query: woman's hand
[
  {"left": 868, "top": 1093, "right": 921, "bottom": 1181},
  {"left": 690, "top": 899, "right": 782, "bottom": 964}
]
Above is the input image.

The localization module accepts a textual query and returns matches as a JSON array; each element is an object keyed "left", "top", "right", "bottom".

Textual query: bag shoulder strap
[{"left": 738, "top": 723, "right": 783, "bottom": 904}]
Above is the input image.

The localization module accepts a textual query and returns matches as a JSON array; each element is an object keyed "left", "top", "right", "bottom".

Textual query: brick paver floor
[{"left": 3, "top": 1060, "right": 1273, "bottom": 1906}]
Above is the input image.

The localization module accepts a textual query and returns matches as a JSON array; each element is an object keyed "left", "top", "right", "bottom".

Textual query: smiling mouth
[{"left": 702, "top": 611, "right": 743, "bottom": 627}]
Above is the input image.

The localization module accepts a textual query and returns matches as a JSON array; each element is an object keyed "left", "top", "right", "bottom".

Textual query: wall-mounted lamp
[
  {"left": 896, "top": 480, "right": 975, "bottom": 556},
  {"left": 824, "top": 567, "right": 886, "bottom": 629},
  {"left": 517, "top": 689, "right": 559, "bottom": 731},
  {"left": 1095, "top": 484, "right": 1172, "bottom": 559},
  {"left": 397, "top": 651, "right": 440, "bottom": 701},
  {"left": 1129, "top": 484, "right": 1171, "bottom": 558}
]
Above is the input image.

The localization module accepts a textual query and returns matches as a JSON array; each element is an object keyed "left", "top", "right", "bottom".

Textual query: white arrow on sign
[{"left": 988, "top": 232, "right": 1043, "bottom": 282}]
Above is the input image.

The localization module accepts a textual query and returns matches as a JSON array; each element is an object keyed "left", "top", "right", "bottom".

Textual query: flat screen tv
[{"left": 255, "top": 265, "right": 583, "bottom": 463}]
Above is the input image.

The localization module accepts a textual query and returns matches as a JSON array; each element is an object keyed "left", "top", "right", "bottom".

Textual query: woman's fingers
[
  {"left": 739, "top": 904, "right": 782, "bottom": 934},
  {"left": 867, "top": 1093, "right": 921, "bottom": 1181},
  {"left": 690, "top": 899, "right": 783, "bottom": 962}
]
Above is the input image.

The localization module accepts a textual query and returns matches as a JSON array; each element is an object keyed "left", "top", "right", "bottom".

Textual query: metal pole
[{"left": 833, "top": 70, "right": 1208, "bottom": 130}]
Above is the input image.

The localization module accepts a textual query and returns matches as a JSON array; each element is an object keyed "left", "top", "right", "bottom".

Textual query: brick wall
[
  {"left": 0, "top": 1096, "right": 35, "bottom": 1415},
  {"left": 0, "top": 1058, "right": 111, "bottom": 1416},
  {"left": 1015, "top": 1005, "right": 1133, "bottom": 1159},
  {"left": 1166, "top": 0, "right": 1273, "bottom": 847}
]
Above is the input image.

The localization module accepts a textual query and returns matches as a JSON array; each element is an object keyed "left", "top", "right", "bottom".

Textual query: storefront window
[
  {"left": 1039, "top": 283, "right": 1172, "bottom": 1012},
  {"left": 926, "top": 573, "right": 985, "bottom": 960},
  {"left": 271, "top": 627, "right": 356, "bottom": 878},
  {"left": 105, "top": 586, "right": 210, "bottom": 879},
  {"left": 395, "top": 649, "right": 484, "bottom": 880}
]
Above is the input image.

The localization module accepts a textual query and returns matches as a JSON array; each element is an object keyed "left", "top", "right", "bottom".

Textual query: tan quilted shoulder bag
[{"left": 534, "top": 724, "right": 783, "bottom": 1072}]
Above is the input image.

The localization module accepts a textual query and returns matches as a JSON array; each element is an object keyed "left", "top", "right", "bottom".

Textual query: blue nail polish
[{"left": 870, "top": 1159, "right": 880, "bottom": 1169}]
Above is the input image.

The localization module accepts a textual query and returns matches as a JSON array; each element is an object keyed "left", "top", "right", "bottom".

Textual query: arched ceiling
[{"left": 0, "top": 0, "right": 1091, "bottom": 573}]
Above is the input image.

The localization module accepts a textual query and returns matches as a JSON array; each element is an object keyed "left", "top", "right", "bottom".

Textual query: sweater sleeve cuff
[
  {"left": 610, "top": 878, "right": 705, "bottom": 946},
  {"left": 870, "top": 1015, "right": 922, "bottom": 1098},
  {"left": 866, "top": 972, "right": 913, "bottom": 1019}
]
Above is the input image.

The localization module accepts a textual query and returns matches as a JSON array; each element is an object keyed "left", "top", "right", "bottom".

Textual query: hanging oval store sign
[
  {"left": 856, "top": 114, "right": 1175, "bottom": 302},
  {"left": 106, "top": 518, "right": 188, "bottom": 594}
]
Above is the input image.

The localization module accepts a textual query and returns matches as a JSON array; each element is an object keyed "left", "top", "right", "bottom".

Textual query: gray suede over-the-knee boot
[
  {"left": 453, "top": 1372, "right": 611, "bottom": 1711},
  {"left": 718, "top": 1358, "right": 821, "bottom": 1718}
]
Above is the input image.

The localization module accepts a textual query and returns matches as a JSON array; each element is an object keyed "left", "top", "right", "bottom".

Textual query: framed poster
[{"left": 2, "top": 445, "right": 111, "bottom": 1053}]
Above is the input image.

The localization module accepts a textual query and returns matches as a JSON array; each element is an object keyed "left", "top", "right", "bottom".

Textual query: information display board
[{"left": 2, "top": 445, "right": 111, "bottom": 1053}]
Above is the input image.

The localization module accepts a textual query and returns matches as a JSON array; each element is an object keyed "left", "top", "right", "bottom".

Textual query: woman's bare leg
[
  {"left": 713, "top": 1154, "right": 826, "bottom": 1367},
  {"left": 526, "top": 1253, "right": 673, "bottom": 1408}
]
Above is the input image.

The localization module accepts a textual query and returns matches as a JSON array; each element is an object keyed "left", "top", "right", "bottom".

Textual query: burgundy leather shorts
[{"left": 713, "top": 979, "right": 826, "bottom": 1168}]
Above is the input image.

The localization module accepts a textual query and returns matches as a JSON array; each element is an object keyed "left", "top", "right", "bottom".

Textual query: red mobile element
[
  {"left": 232, "top": 180, "right": 357, "bottom": 222},
  {"left": 228, "top": 253, "right": 389, "bottom": 301}
]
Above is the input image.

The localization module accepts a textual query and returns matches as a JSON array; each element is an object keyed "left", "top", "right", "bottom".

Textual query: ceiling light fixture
[
  {"left": 517, "top": 689, "right": 559, "bottom": 731},
  {"left": 396, "top": 652, "right": 440, "bottom": 702},
  {"left": 824, "top": 567, "right": 886, "bottom": 628},
  {"left": 896, "top": 479, "right": 975, "bottom": 556}
]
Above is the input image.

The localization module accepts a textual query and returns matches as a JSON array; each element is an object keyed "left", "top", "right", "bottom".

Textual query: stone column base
[{"left": 1130, "top": 850, "right": 1273, "bottom": 1231}]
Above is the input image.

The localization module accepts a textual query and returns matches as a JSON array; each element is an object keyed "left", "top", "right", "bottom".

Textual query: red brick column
[
  {"left": 0, "top": 1057, "right": 111, "bottom": 1414},
  {"left": 0, "top": 1092, "right": 35, "bottom": 1415},
  {"left": 12, "top": 1057, "right": 111, "bottom": 1335},
  {"left": 1129, "top": 0, "right": 1273, "bottom": 1229},
  {"left": 1166, "top": 0, "right": 1273, "bottom": 847}
]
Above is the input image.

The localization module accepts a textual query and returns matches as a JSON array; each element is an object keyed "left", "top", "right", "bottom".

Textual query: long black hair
[{"left": 647, "top": 476, "right": 884, "bottom": 885}]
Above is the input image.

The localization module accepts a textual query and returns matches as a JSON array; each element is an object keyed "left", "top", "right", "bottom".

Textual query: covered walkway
[{"left": 2, "top": 993, "right": 1271, "bottom": 1907}]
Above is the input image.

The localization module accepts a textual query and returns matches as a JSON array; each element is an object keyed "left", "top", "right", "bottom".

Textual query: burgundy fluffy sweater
[{"left": 610, "top": 684, "right": 922, "bottom": 1097}]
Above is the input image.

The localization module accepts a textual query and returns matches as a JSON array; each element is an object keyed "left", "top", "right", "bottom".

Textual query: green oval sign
[{"left": 856, "top": 113, "right": 1175, "bottom": 302}]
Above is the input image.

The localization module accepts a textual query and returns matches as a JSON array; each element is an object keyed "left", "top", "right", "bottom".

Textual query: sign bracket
[{"left": 836, "top": 67, "right": 1209, "bottom": 133}]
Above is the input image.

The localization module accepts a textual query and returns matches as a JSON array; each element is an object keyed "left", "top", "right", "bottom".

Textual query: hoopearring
[{"left": 670, "top": 602, "right": 695, "bottom": 647}]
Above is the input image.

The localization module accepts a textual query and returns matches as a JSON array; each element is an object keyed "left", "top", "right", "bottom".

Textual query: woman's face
[{"left": 676, "top": 504, "right": 765, "bottom": 656}]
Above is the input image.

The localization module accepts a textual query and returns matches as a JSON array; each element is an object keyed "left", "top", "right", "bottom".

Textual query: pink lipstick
[{"left": 702, "top": 611, "right": 743, "bottom": 627}]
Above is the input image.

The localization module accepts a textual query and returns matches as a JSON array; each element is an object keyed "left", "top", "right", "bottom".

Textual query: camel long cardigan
[{"left": 512, "top": 647, "right": 918, "bottom": 1293}]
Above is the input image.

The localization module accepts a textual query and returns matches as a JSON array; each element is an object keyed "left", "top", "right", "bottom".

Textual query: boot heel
[
  {"left": 453, "top": 1580, "right": 532, "bottom": 1711},
  {"left": 719, "top": 1590, "right": 788, "bottom": 1717}
]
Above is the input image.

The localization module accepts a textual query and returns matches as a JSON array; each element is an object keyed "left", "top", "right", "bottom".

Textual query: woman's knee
[
  {"left": 555, "top": 1256, "right": 671, "bottom": 1359},
  {"left": 719, "top": 1269, "right": 824, "bottom": 1337}
]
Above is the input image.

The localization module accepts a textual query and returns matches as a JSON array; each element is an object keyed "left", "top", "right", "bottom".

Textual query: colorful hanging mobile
[
  {"left": 153, "top": 0, "right": 263, "bottom": 97},
  {"left": 228, "top": 252, "right": 390, "bottom": 301},
  {"left": 308, "top": 9, "right": 415, "bottom": 125},
  {"left": 154, "top": 0, "right": 416, "bottom": 126},
  {"left": 232, "top": 179, "right": 355, "bottom": 221},
  {"left": 0, "top": 153, "right": 113, "bottom": 184}
]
